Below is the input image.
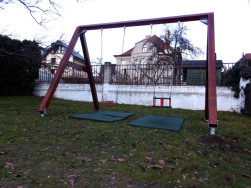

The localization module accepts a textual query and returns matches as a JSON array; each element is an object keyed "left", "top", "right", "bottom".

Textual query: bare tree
[
  {"left": 162, "top": 23, "right": 203, "bottom": 84},
  {"left": 0, "top": 0, "right": 61, "bottom": 27}
]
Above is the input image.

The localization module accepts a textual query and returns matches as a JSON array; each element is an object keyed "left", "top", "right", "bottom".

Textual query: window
[
  {"left": 121, "top": 60, "right": 127, "bottom": 71},
  {"left": 61, "top": 47, "right": 66, "bottom": 54},
  {"left": 142, "top": 58, "right": 146, "bottom": 64},
  {"left": 134, "top": 77, "right": 138, "bottom": 84},
  {"left": 51, "top": 58, "right": 56, "bottom": 65},
  {"left": 142, "top": 44, "right": 147, "bottom": 52}
]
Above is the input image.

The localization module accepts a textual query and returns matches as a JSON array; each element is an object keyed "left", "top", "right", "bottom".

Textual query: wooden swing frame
[{"left": 38, "top": 12, "right": 218, "bottom": 128}]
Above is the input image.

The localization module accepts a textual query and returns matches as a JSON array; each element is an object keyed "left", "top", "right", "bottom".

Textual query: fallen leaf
[
  {"left": 149, "top": 180, "right": 156, "bottom": 185},
  {"left": 100, "top": 159, "right": 107, "bottom": 164},
  {"left": 145, "top": 156, "right": 154, "bottom": 163},
  {"left": 158, "top": 160, "right": 165, "bottom": 165},
  {"left": 40, "top": 147, "right": 50, "bottom": 152},
  {"left": 179, "top": 167, "right": 187, "bottom": 172},
  {"left": 138, "top": 165, "right": 146, "bottom": 173},
  {"left": 197, "top": 150, "right": 202, "bottom": 155},
  {"left": 198, "top": 178, "right": 208, "bottom": 182},
  {"left": 183, "top": 174, "right": 187, "bottom": 179},
  {"left": 214, "top": 162, "right": 220, "bottom": 166},
  {"left": 117, "top": 158, "right": 126, "bottom": 162},
  {"left": 8, "top": 139, "right": 15, "bottom": 143},
  {"left": 224, "top": 158, "right": 232, "bottom": 163},
  {"left": 243, "top": 149, "right": 251, "bottom": 154},
  {"left": 168, "top": 168, "right": 175, "bottom": 174},
  {"left": 104, "top": 169, "right": 112, "bottom": 174},
  {"left": 132, "top": 142, "right": 137, "bottom": 148},
  {"left": 223, "top": 177, "right": 231, "bottom": 183},
  {"left": 0, "top": 151, "right": 7, "bottom": 155},
  {"left": 145, "top": 156, "right": 152, "bottom": 162},
  {"left": 4, "top": 162, "right": 15, "bottom": 169},
  {"left": 79, "top": 156, "right": 93, "bottom": 162},
  {"left": 111, "top": 155, "right": 118, "bottom": 161},
  {"left": 69, "top": 179, "right": 75, "bottom": 186},
  {"left": 101, "top": 144, "right": 109, "bottom": 148},
  {"left": 242, "top": 174, "right": 250, "bottom": 179},
  {"left": 148, "top": 165, "right": 163, "bottom": 169}
]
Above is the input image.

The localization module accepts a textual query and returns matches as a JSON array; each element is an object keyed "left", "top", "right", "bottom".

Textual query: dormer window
[
  {"left": 142, "top": 44, "right": 147, "bottom": 52},
  {"left": 61, "top": 47, "right": 66, "bottom": 53}
]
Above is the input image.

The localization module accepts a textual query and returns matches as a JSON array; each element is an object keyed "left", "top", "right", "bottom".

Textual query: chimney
[{"left": 165, "top": 30, "right": 170, "bottom": 40}]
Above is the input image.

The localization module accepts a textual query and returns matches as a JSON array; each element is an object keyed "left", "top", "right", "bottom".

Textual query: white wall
[{"left": 33, "top": 83, "right": 240, "bottom": 112}]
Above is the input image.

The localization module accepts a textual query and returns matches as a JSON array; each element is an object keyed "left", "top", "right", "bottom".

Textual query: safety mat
[
  {"left": 70, "top": 111, "right": 135, "bottom": 122},
  {"left": 129, "top": 115, "right": 184, "bottom": 131}
]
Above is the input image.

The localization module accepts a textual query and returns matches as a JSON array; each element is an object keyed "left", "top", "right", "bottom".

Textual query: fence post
[{"left": 104, "top": 62, "right": 112, "bottom": 84}]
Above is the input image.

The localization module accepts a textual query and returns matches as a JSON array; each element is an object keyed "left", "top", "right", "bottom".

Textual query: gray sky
[{"left": 0, "top": 0, "right": 250, "bottom": 63}]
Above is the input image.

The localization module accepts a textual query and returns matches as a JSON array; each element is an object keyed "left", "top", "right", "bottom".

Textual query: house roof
[
  {"left": 244, "top": 53, "right": 251, "bottom": 60},
  {"left": 146, "top": 35, "right": 173, "bottom": 52},
  {"left": 42, "top": 40, "right": 84, "bottom": 61},
  {"left": 183, "top": 60, "right": 223, "bottom": 68},
  {"left": 114, "top": 48, "right": 134, "bottom": 57},
  {"left": 114, "top": 35, "right": 173, "bottom": 57}
]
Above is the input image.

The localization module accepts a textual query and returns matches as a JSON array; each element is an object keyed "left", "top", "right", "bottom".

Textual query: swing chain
[{"left": 100, "top": 28, "right": 103, "bottom": 64}]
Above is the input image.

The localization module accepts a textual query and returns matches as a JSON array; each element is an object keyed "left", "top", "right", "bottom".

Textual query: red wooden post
[
  {"left": 80, "top": 32, "right": 99, "bottom": 112},
  {"left": 169, "top": 98, "right": 171, "bottom": 107},
  {"left": 205, "top": 36, "right": 209, "bottom": 121},
  {"left": 38, "top": 27, "right": 81, "bottom": 114},
  {"left": 206, "top": 13, "right": 218, "bottom": 128}
]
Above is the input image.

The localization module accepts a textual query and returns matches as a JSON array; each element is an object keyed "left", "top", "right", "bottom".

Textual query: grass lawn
[{"left": 0, "top": 96, "right": 250, "bottom": 187}]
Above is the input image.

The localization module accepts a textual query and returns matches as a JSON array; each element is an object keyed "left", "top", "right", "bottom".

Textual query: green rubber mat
[
  {"left": 100, "top": 111, "right": 135, "bottom": 118},
  {"left": 70, "top": 111, "right": 135, "bottom": 122},
  {"left": 129, "top": 115, "right": 184, "bottom": 131}
]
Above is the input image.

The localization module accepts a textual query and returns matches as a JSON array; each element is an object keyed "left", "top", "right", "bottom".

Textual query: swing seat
[
  {"left": 100, "top": 101, "right": 118, "bottom": 104},
  {"left": 153, "top": 97, "right": 172, "bottom": 108},
  {"left": 70, "top": 111, "right": 134, "bottom": 122}
]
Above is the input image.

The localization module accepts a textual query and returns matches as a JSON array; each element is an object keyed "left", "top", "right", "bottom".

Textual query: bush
[
  {"left": 0, "top": 35, "right": 41, "bottom": 96},
  {"left": 223, "top": 56, "right": 247, "bottom": 98}
]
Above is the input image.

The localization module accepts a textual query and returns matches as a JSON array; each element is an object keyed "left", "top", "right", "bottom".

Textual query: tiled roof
[
  {"left": 42, "top": 40, "right": 84, "bottom": 60},
  {"left": 183, "top": 60, "right": 223, "bottom": 68},
  {"left": 114, "top": 35, "right": 173, "bottom": 57},
  {"left": 114, "top": 48, "right": 134, "bottom": 57},
  {"left": 147, "top": 35, "right": 173, "bottom": 52},
  {"left": 244, "top": 53, "right": 251, "bottom": 60}
]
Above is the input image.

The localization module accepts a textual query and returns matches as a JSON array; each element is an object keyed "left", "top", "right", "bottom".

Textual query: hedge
[{"left": 0, "top": 35, "right": 41, "bottom": 96}]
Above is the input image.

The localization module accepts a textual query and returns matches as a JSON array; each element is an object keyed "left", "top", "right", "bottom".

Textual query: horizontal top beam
[{"left": 79, "top": 12, "right": 213, "bottom": 31}]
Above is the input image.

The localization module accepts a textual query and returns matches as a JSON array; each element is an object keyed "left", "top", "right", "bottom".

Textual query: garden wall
[{"left": 33, "top": 83, "right": 240, "bottom": 112}]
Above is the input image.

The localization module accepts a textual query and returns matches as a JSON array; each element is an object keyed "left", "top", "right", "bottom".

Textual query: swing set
[{"left": 38, "top": 12, "right": 218, "bottom": 131}]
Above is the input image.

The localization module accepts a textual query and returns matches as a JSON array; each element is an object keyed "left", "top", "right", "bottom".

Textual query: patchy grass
[{"left": 0, "top": 96, "right": 250, "bottom": 187}]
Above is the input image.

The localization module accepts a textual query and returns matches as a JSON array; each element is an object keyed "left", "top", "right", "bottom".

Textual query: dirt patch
[{"left": 197, "top": 135, "right": 232, "bottom": 150}]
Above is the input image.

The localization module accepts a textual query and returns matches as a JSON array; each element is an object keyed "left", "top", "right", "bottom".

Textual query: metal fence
[
  {"left": 36, "top": 63, "right": 236, "bottom": 86},
  {"left": 111, "top": 63, "right": 236, "bottom": 86},
  {"left": 36, "top": 65, "right": 104, "bottom": 84}
]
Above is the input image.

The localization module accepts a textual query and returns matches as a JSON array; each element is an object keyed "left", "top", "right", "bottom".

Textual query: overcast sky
[{"left": 0, "top": 0, "right": 250, "bottom": 63}]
